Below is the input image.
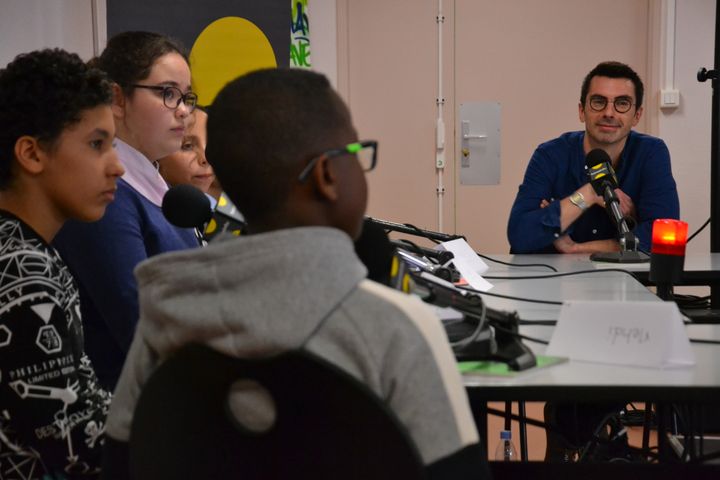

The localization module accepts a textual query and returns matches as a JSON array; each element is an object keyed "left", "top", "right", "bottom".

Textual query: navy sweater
[
  {"left": 54, "top": 179, "right": 198, "bottom": 390},
  {"left": 507, "top": 131, "right": 680, "bottom": 253}
]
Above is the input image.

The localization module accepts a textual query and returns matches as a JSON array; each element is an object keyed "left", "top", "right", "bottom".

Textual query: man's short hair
[
  {"left": 206, "top": 68, "right": 351, "bottom": 223},
  {"left": 580, "top": 61, "right": 644, "bottom": 109},
  {"left": 0, "top": 49, "right": 112, "bottom": 189}
]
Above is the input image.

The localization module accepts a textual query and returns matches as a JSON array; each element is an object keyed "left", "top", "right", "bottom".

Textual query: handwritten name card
[{"left": 546, "top": 300, "right": 694, "bottom": 369}]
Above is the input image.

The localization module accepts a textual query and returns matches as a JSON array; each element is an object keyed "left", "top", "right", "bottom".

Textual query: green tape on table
[{"left": 458, "top": 355, "right": 567, "bottom": 376}]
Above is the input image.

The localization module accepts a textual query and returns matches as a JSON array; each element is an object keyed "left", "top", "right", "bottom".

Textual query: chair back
[{"left": 129, "top": 343, "right": 426, "bottom": 480}]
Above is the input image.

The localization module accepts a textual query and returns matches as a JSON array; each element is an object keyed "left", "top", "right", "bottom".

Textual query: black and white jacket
[{"left": 0, "top": 211, "right": 110, "bottom": 479}]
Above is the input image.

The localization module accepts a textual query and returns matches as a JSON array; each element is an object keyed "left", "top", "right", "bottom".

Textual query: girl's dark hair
[
  {"left": 96, "top": 31, "right": 188, "bottom": 95},
  {"left": 0, "top": 48, "right": 112, "bottom": 189}
]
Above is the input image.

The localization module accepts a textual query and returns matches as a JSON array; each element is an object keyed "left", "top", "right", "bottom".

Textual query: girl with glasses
[{"left": 54, "top": 31, "right": 201, "bottom": 391}]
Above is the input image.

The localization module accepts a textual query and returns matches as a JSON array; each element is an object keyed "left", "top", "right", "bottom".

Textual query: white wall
[
  {"left": 1, "top": 0, "right": 714, "bottom": 256},
  {"left": 655, "top": 0, "right": 715, "bottom": 254},
  {"left": 308, "top": 0, "right": 337, "bottom": 88},
  {"left": 0, "top": 0, "right": 98, "bottom": 66},
  {"left": 334, "top": 0, "right": 716, "bottom": 254}
]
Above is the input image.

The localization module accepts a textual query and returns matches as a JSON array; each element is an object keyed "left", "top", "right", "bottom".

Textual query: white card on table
[{"left": 546, "top": 300, "right": 694, "bottom": 369}]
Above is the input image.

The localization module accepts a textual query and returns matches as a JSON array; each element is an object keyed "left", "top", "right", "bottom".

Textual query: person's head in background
[
  {"left": 207, "top": 68, "right": 372, "bottom": 240},
  {"left": 0, "top": 48, "right": 124, "bottom": 241},
  {"left": 157, "top": 107, "right": 214, "bottom": 192},
  {"left": 579, "top": 61, "right": 644, "bottom": 156},
  {"left": 96, "top": 31, "right": 196, "bottom": 161}
]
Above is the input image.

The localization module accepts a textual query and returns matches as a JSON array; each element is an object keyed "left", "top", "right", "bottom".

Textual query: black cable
[
  {"left": 483, "top": 268, "right": 639, "bottom": 281},
  {"left": 675, "top": 293, "right": 712, "bottom": 310},
  {"left": 476, "top": 254, "right": 558, "bottom": 272},
  {"left": 620, "top": 404, "right": 652, "bottom": 427},
  {"left": 675, "top": 293, "right": 711, "bottom": 303},
  {"left": 450, "top": 300, "right": 489, "bottom": 352},
  {"left": 491, "top": 324, "right": 550, "bottom": 345},
  {"left": 517, "top": 319, "right": 557, "bottom": 326},
  {"left": 578, "top": 412, "right": 622, "bottom": 463},
  {"left": 457, "top": 285, "right": 563, "bottom": 305},
  {"left": 689, "top": 338, "right": 720, "bottom": 345},
  {"left": 687, "top": 217, "right": 711, "bottom": 243}
]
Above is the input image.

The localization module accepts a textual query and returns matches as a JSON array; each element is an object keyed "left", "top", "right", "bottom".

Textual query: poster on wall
[
  {"left": 106, "top": 0, "right": 290, "bottom": 105},
  {"left": 290, "top": 0, "right": 310, "bottom": 68}
]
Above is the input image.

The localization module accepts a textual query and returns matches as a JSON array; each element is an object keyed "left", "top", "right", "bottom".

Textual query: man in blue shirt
[
  {"left": 509, "top": 61, "right": 681, "bottom": 462},
  {"left": 507, "top": 61, "right": 679, "bottom": 254}
]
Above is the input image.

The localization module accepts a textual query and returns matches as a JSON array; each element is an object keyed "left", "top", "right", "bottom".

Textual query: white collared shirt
[{"left": 115, "top": 138, "right": 168, "bottom": 207}]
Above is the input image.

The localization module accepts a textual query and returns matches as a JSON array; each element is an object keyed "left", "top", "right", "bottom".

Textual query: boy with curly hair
[{"left": 0, "top": 49, "right": 124, "bottom": 478}]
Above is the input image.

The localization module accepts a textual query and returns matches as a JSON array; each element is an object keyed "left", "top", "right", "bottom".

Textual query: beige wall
[
  {"left": 652, "top": 0, "right": 715, "bottom": 255},
  {"left": 0, "top": 0, "right": 100, "bottom": 65},
  {"left": 337, "top": 0, "right": 713, "bottom": 254},
  {"left": 339, "top": 0, "right": 455, "bottom": 236}
]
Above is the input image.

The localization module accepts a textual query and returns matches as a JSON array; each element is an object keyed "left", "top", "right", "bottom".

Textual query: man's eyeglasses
[
  {"left": 131, "top": 84, "right": 198, "bottom": 112},
  {"left": 298, "top": 140, "right": 378, "bottom": 182},
  {"left": 588, "top": 95, "right": 635, "bottom": 114}
]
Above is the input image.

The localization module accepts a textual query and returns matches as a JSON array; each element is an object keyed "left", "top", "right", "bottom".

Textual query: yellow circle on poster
[{"left": 190, "top": 17, "right": 277, "bottom": 106}]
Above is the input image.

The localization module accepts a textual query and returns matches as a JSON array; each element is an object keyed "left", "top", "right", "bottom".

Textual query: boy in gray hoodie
[{"left": 105, "top": 68, "right": 484, "bottom": 476}]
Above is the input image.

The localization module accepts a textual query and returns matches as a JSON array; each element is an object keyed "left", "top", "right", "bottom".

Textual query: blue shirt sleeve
[{"left": 507, "top": 147, "right": 564, "bottom": 253}]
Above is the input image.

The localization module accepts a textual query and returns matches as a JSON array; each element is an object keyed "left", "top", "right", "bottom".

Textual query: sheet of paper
[{"left": 436, "top": 238, "right": 493, "bottom": 291}]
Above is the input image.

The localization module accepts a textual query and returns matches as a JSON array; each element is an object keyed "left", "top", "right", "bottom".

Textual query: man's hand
[
  {"left": 591, "top": 187, "right": 636, "bottom": 219},
  {"left": 554, "top": 234, "right": 621, "bottom": 254},
  {"left": 553, "top": 234, "right": 577, "bottom": 253},
  {"left": 614, "top": 188, "right": 636, "bottom": 219}
]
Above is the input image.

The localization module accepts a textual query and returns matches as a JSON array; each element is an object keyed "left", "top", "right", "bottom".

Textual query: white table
[{"left": 461, "top": 254, "right": 720, "bottom": 463}]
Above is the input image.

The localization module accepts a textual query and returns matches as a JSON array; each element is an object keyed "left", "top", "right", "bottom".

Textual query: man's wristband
[{"left": 569, "top": 191, "right": 588, "bottom": 211}]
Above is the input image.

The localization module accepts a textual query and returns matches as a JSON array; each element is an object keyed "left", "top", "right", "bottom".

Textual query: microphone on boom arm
[
  {"left": 363, "top": 216, "right": 463, "bottom": 243},
  {"left": 408, "top": 270, "right": 536, "bottom": 370},
  {"left": 363, "top": 216, "right": 461, "bottom": 282},
  {"left": 363, "top": 216, "right": 536, "bottom": 370},
  {"left": 584, "top": 149, "right": 649, "bottom": 263},
  {"left": 162, "top": 185, "right": 213, "bottom": 244}
]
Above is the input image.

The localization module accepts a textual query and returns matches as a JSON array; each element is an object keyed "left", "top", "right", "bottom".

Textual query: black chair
[{"left": 124, "top": 343, "right": 427, "bottom": 480}]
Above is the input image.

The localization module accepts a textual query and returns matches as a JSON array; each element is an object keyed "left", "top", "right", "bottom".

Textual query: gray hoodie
[{"left": 106, "top": 226, "right": 478, "bottom": 464}]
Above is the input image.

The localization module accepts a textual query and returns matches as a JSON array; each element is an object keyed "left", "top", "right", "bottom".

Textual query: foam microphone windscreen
[
  {"left": 585, "top": 148, "right": 612, "bottom": 169},
  {"left": 354, "top": 218, "right": 395, "bottom": 285},
  {"left": 585, "top": 148, "right": 618, "bottom": 195},
  {"left": 162, "top": 184, "right": 213, "bottom": 229}
]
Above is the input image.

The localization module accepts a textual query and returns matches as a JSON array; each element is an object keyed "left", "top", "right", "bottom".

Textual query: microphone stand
[
  {"left": 590, "top": 190, "right": 650, "bottom": 263},
  {"left": 377, "top": 217, "right": 537, "bottom": 369},
  {"left": 697, "top": 0, "right": 720, "bottom": 306},
  {"left": 410, "top": 271, "right": 536, "bottom": 371},
  {"left": 364, "top": 216, "right": 463, "bottom": 243}
]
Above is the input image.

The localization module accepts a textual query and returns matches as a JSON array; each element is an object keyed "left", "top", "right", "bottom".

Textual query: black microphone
[
  {"left": 364, "top": 216, "right": 463, "bottom": 243},
  {"left": 162, "top": 184, "right": 213, "bottom": 230},
  {"left": 354, "top": 219, "right": 396, "bottom": 285},
  {"left": 585, "top": 149, "right": 648, "bottom": 262},
  {"left": 585, "top": 149, "right": 633, "bottom": 233}
]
